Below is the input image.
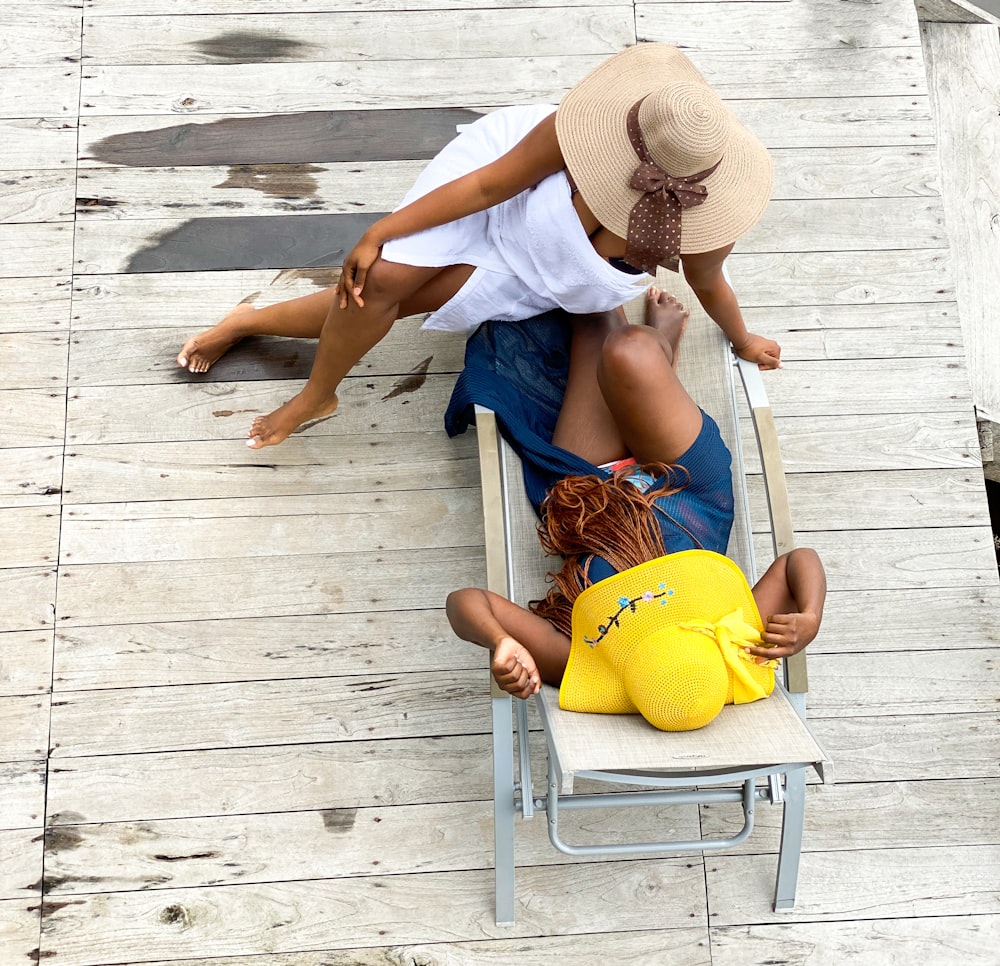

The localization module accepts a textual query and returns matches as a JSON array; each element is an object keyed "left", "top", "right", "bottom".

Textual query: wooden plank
[
  {"left": 805, "top": 586, "right": 1000, "bottom": 654},
  {"left": 59, "top": 489, "right": 484, "bottom": 564},
  {"left": 742, "top": 302, "right": 962, "bottom": 361},
  {"left": 0, "top": 760, "right": 45, "bottom": 830},
  {"left": 53, "top": 611, "right": 477, "bottom": 690},
  {"left": 61, "top": 432, "right": 479, "bottom": 504},
  {"left": 0, "top": 67, "right": 78, "bottom": 118},
  {"left": 79, "top": 107, "right": 486, "bottom": 168},
  {"left": 739, "top": 413, "right": 981, "bottom": 473},
  {"left": 0, "top": 447, "right": 63, "bottom": 508},
  {"left": 39, "top": 862, "right": 705, "bottom": 965},
  {"left": 55, "top": 546, "right": 485, "bottom": 626},
  {"left": 748, "top": 468, "right": 992, "bottom": 531},
  {"left": 924, "top": 23, "right": 1000, "bottom": 420},
  {"left": 70, "top": 929, "right": 712, "bottom": 966},
  {"left": 0, "top": 117, "right": 76, "bottom": 170},
  {"left": 0, "top": 828, "right": 42, "bottom": 898},
  {"left": 707, "top": 845, "right": 1000, "bottom": 924},
  {"left": 83, "top": 0, "right": 626, "bottom": 13},
  {"left": 0, "top": 170, "right": 75, "bottom": 222},
  {"left": 638, "top": 0, "right": 922, "bottom": 50},
  {"left": 44, "top": 735, "right": 498, "bottom": 823},
  {"left": 0, "top": 4, "right": 81, "bottom": 67},
  {"left": 711, "top": 916, "right": 1000, "bottom": 966},
  {"left": 0, "top": 507, "right": 60, "bottom": 568},
  {"left": 0, "top": 631, "right": 52, "bottom": 698},
  {"left": 809, "top": 713, "right": 998, "bottom": 782},
  {"left": 756, "top": 525, "right": 997, "bottom": 591},
  {"left": 0, "top": 898, "right": 39, "bottom": 966},
  {"left": 68, "top": 321, "right": 464, "bottom": 387},
  {"left": 700, "top": 777, "right": 1000, "bottom": 854},
  {"left": 0, "top": 567, "right": 56, "bottom": 633},
  {"left": 918, "top": 0, "right": 997, "bottom": 22},
  {"left": 41, "top": 800, "right": 702, "bottom": 894},
  {"left": 0, "top": 333, "right": 67, "bottom": 391},
  {"left": 0, "top": 223, "right": 73, "bottom": 277},
  {"left": 0, "top": 276, "right": 70, "bottom": 333},
  {"left": 0, "top": 694, "right": 50, "bottom": 764},
  {"left": 81, "top": 8, "right": 634, "bottom": 64},
  {"left": 65, "top": 374, "right": 455, "bottom": 444},
  {"left": 0, "top": 388, "right": 66, "bottom": 447},
  {"left": 807, "top": 649, "right": 998, "bottom": 716}
]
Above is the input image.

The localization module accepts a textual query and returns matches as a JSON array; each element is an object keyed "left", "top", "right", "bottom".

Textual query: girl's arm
[
  {"left": 746, "top": 547, "right": 826, "bottom": 660},
  {"left": 681, "top": 246, "right": 782, "bottom": 370},
  {"left": 338, "top": 113, "right": 565, "bottom": 308},
  {"left": 445, "top": 587, "right": 572, "bottom": 698}
]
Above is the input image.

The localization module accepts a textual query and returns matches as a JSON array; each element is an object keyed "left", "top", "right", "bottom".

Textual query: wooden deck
[{"left": 2, "top": 0, "right": 999, "bottom": 962}]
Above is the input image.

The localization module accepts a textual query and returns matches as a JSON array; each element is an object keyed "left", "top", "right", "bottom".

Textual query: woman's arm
[
  {"left": 746, "top": 547, "right": 826, "bottom": 660},
  {"left": 339, "top": 113, "right": 565, "bottom": 308},
  {"left": 445, "top": 587, "right": 571, "bottom": 698},
  {"left": 681, "top": 246, "right": 782, "bottom": 370}
]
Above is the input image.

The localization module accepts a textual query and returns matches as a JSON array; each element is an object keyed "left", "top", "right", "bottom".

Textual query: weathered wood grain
[
  {"left": 53, "top": 610, "right": 478, "bottom": 690},
  {"left": 0, "top": 170, "right": 75, "bottom": 222},
  {"left": 0, "top": 4, "right": 81, "bottom": 67},
  {"left": 0, "top": 567, "right": 56, "bottom": 633},
  {"left": 0, "top": 828, "right": 42, "bottom": 898},
  {"left": 0, "top": 388, "right": 66, "bottom": 447},
  {"left": 0, "top": 447, "right": 63, "bottom": 508},
  {"left": 711, "top": 916, "right": 1000, "bottom": 966},
  {"left": 55, "top": 545, "right": 485, "bottom": 626},
  {"left": 0, "top": 694, "right": 50, "bottom": 763},
  {"left": 84, "top": 0, "right": 624, "bottom": 11},
  {"left": 0, "top": 898, "right": 38, "bottom": 966},
  {"left": 924, "top": 23, "right": 1000, "bottom": 420},
  {"left": 0, "top": 67, "right": 79, "bottom": 118},
  {"left": 0, "top": 760, "right": 45, "bottom": 830},
  {"left": 81, "top": 8, "right": 633, "bottom": 64},
  {"left": 59, "top": 488, "right": 484, "bottom": 564},
  {"left": 61, "top": 432, "right": 479, "bottom": 505},
  {"left": 65, "top": 374, "right": 455, "bottom": 444},
  {"left": 0, "top": 117, "right": 76, "bottom": 170},
  {"left": 0, "top": 506, "right": 60, "bottom": 568},
  {"left": 707, "top": 845, "right": 1000, "bottom": 924},
  {"left": 0, "top": 630, "right": 53, "bottom": 698},
  {"left": 0, "top": 223, "right": 72, "bottom": 276},
  {"left": 41, "top": 799, "right": 702, "bottom": 894},
  {"left": 0, "top": 333, "right": 67, "bottom": 391},
  {"left": 38, "top": 862, "right": 706, "bottom": 965},
  {"left": 0, "top": 276, "right": 70, "bottom": 333},
  {"left": 701, "top": 777, "right": 1000, "bottom": 854}
]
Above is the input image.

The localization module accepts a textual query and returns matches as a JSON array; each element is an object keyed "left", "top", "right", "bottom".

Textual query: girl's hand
[
  {"left": 337, "top": 233, "right": 382, "bottom": 309},
  {"left": 735, "top": 333, "right": 783, "bottom": 370},
  {"left": 491, "top": 636, "right": 541, "bottom": 699},
  {"left": 745, "top": 611, "right": 820, "bottom": 661}
]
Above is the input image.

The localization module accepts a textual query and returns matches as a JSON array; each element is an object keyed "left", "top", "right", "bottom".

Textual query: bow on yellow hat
[{"left": 560, "top": 549, "right": 777, "bottom": 731}]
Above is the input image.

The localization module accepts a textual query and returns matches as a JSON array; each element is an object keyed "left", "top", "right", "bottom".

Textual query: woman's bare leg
[
  {"left": 246, "top": 260, "right": 474, "bottom": 449},
  {"left": 177, "top": 289, "right": 337, "bottom": 373}
]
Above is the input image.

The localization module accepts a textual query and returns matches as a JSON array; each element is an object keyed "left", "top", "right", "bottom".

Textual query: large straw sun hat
[
  {"left": 555, "top": 43, "right": 773, "bottom": 271},
  {"left": 560, "top": 550, "right": 777, "bottom": 731}
]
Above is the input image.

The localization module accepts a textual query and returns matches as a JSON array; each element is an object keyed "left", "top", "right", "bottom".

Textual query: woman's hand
[
  {"left": 734, "top": 333, "right": 783, "bottom": 370},
  {"left": 491, "top": 636, "right": 541, "bottom": 699},
  {"left": 337, "top": 232, "right": 382, "bottom": 309},
  {"left": 745, "top": 610, "right": 820, "bottom": 661}
]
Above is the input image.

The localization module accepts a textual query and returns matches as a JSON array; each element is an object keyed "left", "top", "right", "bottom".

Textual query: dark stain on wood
[
  {"left": 123, "top": 213, "right": 382, "bottom": 273},
  {"left": 382, "top": 356, "right": 433, "bottom": 400},
  {"left": 192, "top": 30, "right": 320, "bottom": 64},
  {"left": 320, "top": 807, "right": 358, "bottom": 833},
  {"left": 152, "top": 851, "right": 221, "bottom": 862},
  {"left": 39, "top": 898, "right": 86, "bottom": 918},
  {"left": 27, "top": 949, "right": 57, "bottom": 962},
  {"left": 44, "top": 824, "right": 85, "bottom": 853},
  {"left": 83, "top": 108, "right": 482, "bottom": 167},
  {"left": 215, "top": 164, "right": 323, "bottom": 200},
  {"left": 271, "top": 266, "right": 340, "bottom": 289},
  {"left": 159, "top": 903, "right": 193, "bottom": 927}
]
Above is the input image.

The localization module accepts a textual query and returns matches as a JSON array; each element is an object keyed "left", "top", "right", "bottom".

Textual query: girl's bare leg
[
  {"left": 177, "top": 289, "right": 337, "bottom": 373},
  {"left": 246, "top": 260, "right": 474, "bottom": 449}
]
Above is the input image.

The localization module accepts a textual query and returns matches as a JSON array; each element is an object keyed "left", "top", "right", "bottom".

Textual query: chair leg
[
  {"left": 773, "top": 766, "right": 806, "bottom": 911},
  {"left": 492, "top": 694, "right": 517, "bottom": 925}
]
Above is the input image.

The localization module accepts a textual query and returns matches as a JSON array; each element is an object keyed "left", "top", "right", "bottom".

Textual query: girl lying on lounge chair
[{"left": 446, "top": 289, "right": 825, "bottom": 731}]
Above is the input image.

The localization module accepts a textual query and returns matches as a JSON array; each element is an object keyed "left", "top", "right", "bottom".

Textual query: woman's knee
[{"left": 600, "top": 324, "right": 662, "bottom": 378}]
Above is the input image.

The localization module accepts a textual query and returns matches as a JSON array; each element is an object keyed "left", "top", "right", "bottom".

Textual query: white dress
[{"left": 381, "top": 105, "right": 651, "bottom": 333}]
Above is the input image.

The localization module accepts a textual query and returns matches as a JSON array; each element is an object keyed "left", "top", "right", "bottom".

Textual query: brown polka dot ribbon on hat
[{"left": 624, "top": 98, "right": 721, "bottom": 274}]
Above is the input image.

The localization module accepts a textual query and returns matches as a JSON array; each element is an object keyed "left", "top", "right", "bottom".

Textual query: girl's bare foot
[
  {"left": 643, "top": 286, "right": 688, "bottom": 369},
  {"left": 177, "top": 303, "right": 257, "bottom": 373},
  {"left": 246, "top": 391, "right": 339, "bottom": 449}
]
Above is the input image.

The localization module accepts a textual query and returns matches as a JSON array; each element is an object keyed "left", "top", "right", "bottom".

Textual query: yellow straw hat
[
  {"left": 560, "top": 550, "right": 777, "bottom": 731},
  {"left": 555, "top": 44, "right": 773, "bottom": 271}
]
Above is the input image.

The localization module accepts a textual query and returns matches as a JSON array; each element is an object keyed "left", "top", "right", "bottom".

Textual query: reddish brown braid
[{"left": 530, "top": 462, "right": 692, "bottom": 636}]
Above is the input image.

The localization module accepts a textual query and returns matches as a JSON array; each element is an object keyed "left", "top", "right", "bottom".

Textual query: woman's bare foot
[
  {"left": 644, "top": 287, "right": 688, "bottom": 368},
  {"left": 246, "top": 391, "right": 339, "bottom": 449},
  {"left": 177, "top": 303, "right": 257, "bottom": 373}
]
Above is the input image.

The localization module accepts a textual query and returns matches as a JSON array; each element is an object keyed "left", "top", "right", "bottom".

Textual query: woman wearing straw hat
[
  {"left": 446, "top": 289, "right": 825, "bottom": 732},
  {"left": 177, "top": 44, "right": 782, "bottom": 449}
]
